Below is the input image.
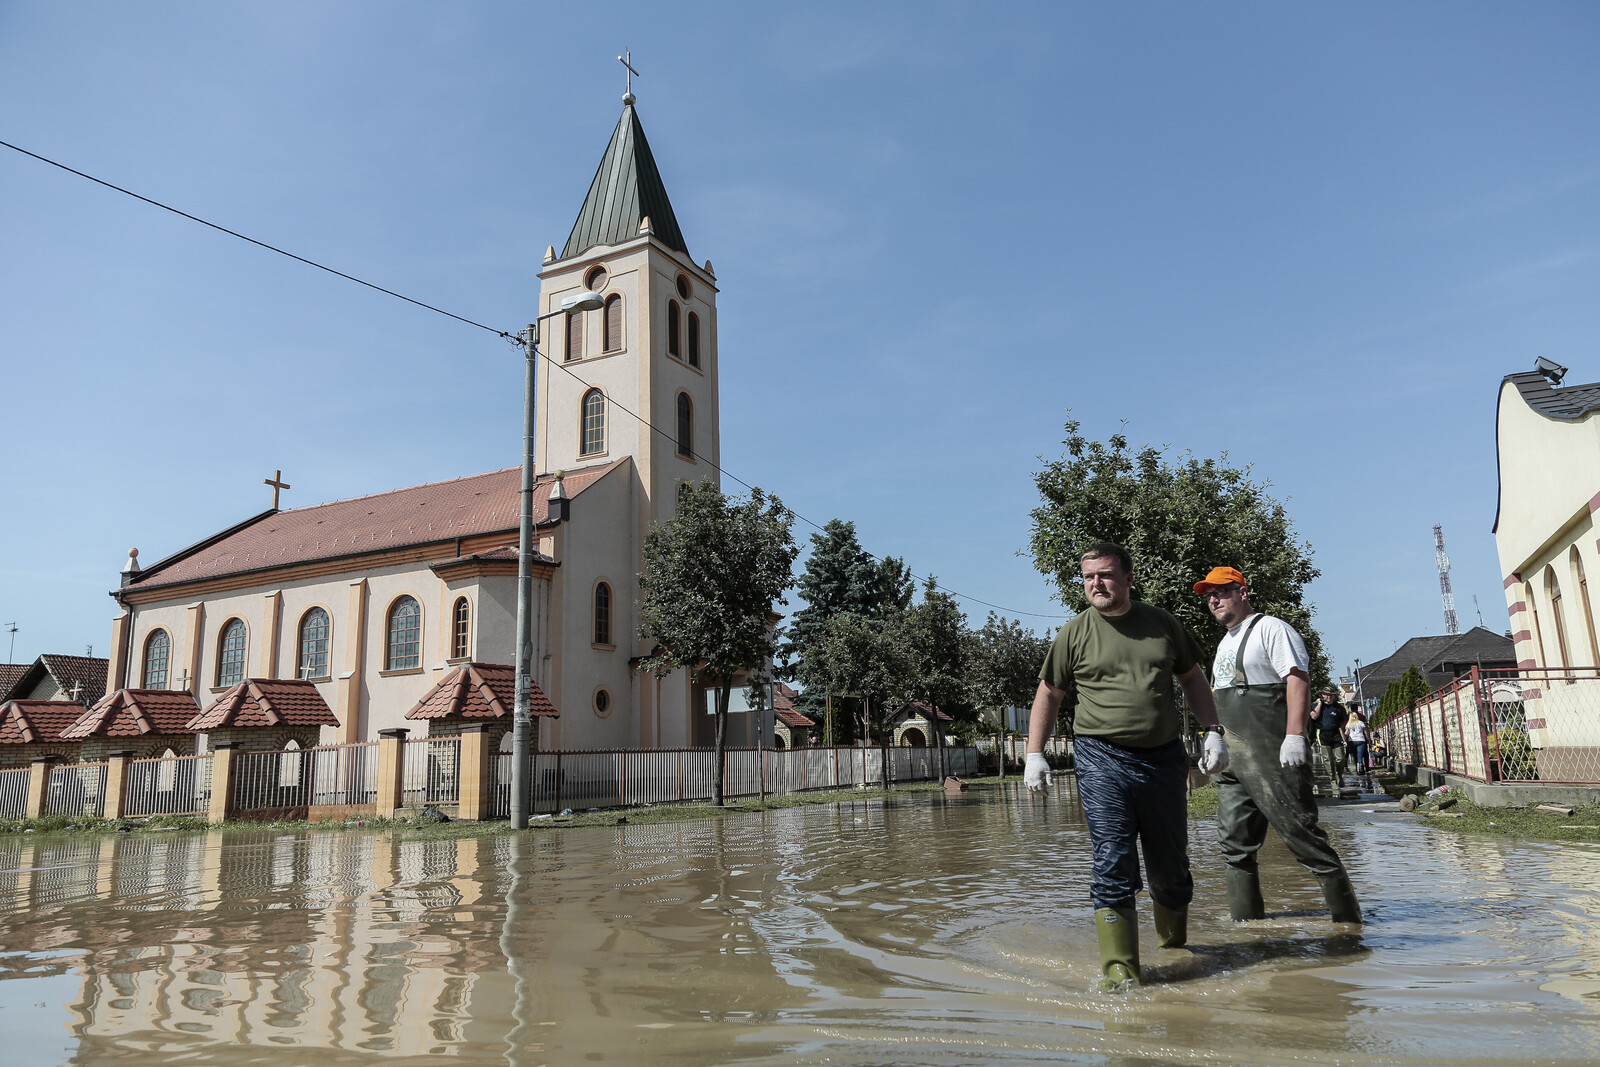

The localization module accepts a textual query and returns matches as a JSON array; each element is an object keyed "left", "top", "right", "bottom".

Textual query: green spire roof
[{"left": 561, "top": 104, "right": 688, "bottom": 260}]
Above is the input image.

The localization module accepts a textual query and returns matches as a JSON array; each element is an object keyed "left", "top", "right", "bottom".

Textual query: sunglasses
[{"left": 1204, "top": 586, "right": 1241, "bottom": 601}]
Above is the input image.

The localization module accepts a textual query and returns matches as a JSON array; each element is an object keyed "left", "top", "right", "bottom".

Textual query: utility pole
[{"left": 1434, "top": 524, "right": 1460, "bottom": 636}]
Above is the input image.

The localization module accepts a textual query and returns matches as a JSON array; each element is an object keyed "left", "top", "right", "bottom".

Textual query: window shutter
[
  {"left": 566, "top": 311, "right": 584, "bottom": 361},
  {"left": 668, "top": 301, "right": 680, "bottom": 357},
  {"left": 605, "top": 295, "right": 622, "bottom": 351},
  {"left": 688, "top": 313, "right": 700, "bottom": 367}
]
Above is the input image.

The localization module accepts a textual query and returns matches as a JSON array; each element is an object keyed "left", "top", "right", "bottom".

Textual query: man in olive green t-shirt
[{"left": 1024, "top": 543, "right": 1225, "bottom": 991}]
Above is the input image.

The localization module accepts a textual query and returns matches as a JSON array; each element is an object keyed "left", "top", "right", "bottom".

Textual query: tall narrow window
[
  {"left": 1547, "top": 565, "right": 1572, "bottom": 670},
  {"left": 688, "top": 312, "right": 701, "bottom": 367},
  {"left": 594, "top": 582, "right": 613, "bottom": 646},
  {"left": 676, "top": 392, "right": 693, "bottom": 459},
  {"left": 581, "top": 389, "right": 606, "bottom": 455},
  {"left": 142, "top": 630, "right": 170, "bottom": 689},
  {"left": 297, "top": 607, "right": 330, "bottom": 680},
  {"left": 667, "top": 300, "right": 681, "bottom": 358},
  {"left": 565, "top": 309, "right": 584, "bottom": 362},
  {"left": 217, "top": 619, "right": 247, "bottom": 687},
  {"left": 1525, "top": 581, "right": 1547, "bottom": 668},
  {"left": 604, "top": 294, "right": 623, "bottom": 352},
  {"left": 451, "top": 596, "right": 471, "bottom": 660},
  {"left": 386, "top": 595, "right": 421, "bottom": 670},
  {"left": 1573, "top": 548, "right": 1599, "bottom": 667}
]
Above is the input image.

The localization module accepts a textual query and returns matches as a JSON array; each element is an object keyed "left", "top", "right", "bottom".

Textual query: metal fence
[
  {"left": 1377, "top": 666, "right": 1600, "bottom": 785},
  {"left": 46, "top": 762, "right": 107, "bottom": 818},
  {"left": 123, "top": 753, "right": 212, "bottom": 817},
  {"left": 490, "top": 745, "right": 983, "bottom": 818},
  {"left": 0, "top": 766, "right": 29, "bottom": 819},
  {"left": 402, "top": 736, "right": 461, "bottom": 806},
  {"left": 234, "top": 742, "right": 378, "bottom": 813}
]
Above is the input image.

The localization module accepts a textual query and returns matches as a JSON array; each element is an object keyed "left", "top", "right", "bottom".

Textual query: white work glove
[
  {"left": 1199, "top": 731, "right": 1230, "bottom": 776},
  {"left": 1024, "top": 753, "right": 1052, "bottom": 793},
  {"left": 1279, "top": 734, "right": 1308, "bottom": 767}
]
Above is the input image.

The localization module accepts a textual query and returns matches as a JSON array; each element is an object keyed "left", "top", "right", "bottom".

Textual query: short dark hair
[{"left": 1081, "top": 542, "right": 1132, "bottom": 575}]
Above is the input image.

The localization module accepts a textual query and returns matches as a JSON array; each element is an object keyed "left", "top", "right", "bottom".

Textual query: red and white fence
[{"left": 1377, "top": 666, "right": 1600, "bottom": 785}]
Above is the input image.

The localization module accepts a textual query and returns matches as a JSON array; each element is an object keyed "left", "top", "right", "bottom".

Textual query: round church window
[
  {"left": 594, "top": 687, "right": 611, "bottom": 717},
  {"left": 675, "top": 274, "right": 691, "bottom": 300},
  {"left": 586, "top": 265, "right": 609, "bottom": 292}
]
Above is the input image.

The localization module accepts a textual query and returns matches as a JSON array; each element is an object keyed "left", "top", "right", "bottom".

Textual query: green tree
[
  {"left": 1030, "top": 419, "right": 1330, "bottom": 688},
  {"left": 968, "top": 612, "right": 1056, "bottom": 736},
  {"left": 798, "top": 611, "right": 914, "bottom": 786},
  {"left": 637, "top": 480, "right": 798, "bottom": 805},
  {"left": 902, "top": 578, "right": 968, "bottom": 778},
  {"left": 782, "top": 520, "right": 879, "bottom": 744},
  {"left": 1373, "top": 665, "right": 1431, "bottom": 728}
]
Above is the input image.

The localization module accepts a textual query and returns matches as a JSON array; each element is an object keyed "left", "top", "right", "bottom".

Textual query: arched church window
[
  {"left": 142, "top": 629, "right": 170, "bottom": 689},
  {"left": 451, "top": 596, "right": 471, "bottom": 660},
  {"left": 581, "top": 389, "right": 606, "bottom": 455},
  {"left": 565, "top": 309, "right": 584, "bottom": 362},
  {"left": 676, "top": 392, "right": 693, "bottom": 459},
  {"left": 217, "top": 619, "right": 247, "bottom": 687},
  {"left": 1525, "top": 581, "right": 1547, "bottom": 668},
  {"left": 1571, "top": 548, "right": 1599, "bottom": 667},
  {"left": 297, "top": 607, "right": 330, "bottom": 680},
  {"left": 1546, "top": 565, "right": 1572, "bottom": 670},
  {"left": 688, "top": 312, "right": 700, "bottom": 368},
  {"left": 604, "top": 295, "right": 623, "bottom": 352},
  {"left": 279, "top": 739, "right": 302, "bottom": 788},
  {"left": 594, "top": 582, "right": 613, "bottom": 646},
  {"left": 386, "top": 596, "right": 422, "bottom": 671},
  {"left": 667, "top": 300, "right": 681, "bottom": 358}
]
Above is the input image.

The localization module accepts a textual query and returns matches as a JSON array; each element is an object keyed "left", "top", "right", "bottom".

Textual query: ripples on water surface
[{"left": 1, "top": 782, "right": 1598, "bottom": 1064}]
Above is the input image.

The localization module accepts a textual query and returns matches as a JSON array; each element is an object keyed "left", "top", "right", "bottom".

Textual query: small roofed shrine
[
  {"left": 0, "top": 700, "right": 90, "bottom": 767},
  {"left": 189, "top": 678, "right": 339, "bottom": 751},
  {"left": 406, "top": 662, "right": 558, "bottom": 749},
  {"left": 59, "top": 689, "right": 203, "bottom": 761}
]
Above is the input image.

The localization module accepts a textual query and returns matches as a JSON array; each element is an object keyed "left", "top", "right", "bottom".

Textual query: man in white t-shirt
[{"left": 1195, "top": 566, "right": 1361, "bottom": 925}]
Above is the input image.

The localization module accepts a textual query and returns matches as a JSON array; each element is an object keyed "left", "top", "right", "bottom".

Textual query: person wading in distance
[
  {"left": 1024, "top": 543, "right": 1226, "bottom": 991},
  {"left": 1196, "top": 566, "right": 1361, "bottom": 925}
]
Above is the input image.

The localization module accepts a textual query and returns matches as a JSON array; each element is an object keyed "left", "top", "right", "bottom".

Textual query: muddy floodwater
[{"left": 2, "top": 784, "right": 1599, "bottom": 1066}]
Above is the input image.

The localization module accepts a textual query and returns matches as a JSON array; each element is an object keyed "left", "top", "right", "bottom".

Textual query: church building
[{"left": 106, "top": 94, "right": 747, "bottom": 753}]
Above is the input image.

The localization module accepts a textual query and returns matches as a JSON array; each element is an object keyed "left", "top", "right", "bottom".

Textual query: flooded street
[{"left": 2, "top": 783, "right": 1599, "bottom": 1065}]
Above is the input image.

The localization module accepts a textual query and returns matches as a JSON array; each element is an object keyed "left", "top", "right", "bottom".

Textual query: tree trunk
[
  {"left": 932, "top": 704, "right": 948, "bottom": 781},
  {"left": 713, "top": 682, "right": 730, "bottom": 806}
]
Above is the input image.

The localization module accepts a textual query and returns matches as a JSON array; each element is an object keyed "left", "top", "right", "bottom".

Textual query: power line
[{"left": 3, "top": 137, "right": 1064, "bottom": 623}]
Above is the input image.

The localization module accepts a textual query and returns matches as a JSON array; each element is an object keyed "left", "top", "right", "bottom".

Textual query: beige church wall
[
  {"left": 357, "top": 566, "right": 453, "bottom": 740},
  {"left": 552, "top": 463, "right": 642, "bottom": 750},
  {"left": 1495, "top": 384, "right": 1600, "bottom": 671}
]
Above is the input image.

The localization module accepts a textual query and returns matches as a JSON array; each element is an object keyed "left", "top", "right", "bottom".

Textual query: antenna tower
[{"left": 1434, "top": 524, "right": 1460, "bottom": 635}]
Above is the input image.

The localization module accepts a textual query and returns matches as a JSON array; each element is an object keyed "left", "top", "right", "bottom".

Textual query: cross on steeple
[
  {"left": 264, "top": 469, "right": 291, "bottom": 510},
  {"left": 618, "top": 50, "right": 639, "bottom": 104}
]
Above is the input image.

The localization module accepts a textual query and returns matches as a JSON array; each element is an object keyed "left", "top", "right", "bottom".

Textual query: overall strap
[{"left": 1232, "top": 614, "right": 1266, "bottom": 691}]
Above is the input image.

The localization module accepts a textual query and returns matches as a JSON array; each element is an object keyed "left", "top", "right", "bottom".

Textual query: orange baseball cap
[{"left": 1194, "top": 567, "right": 1248, "bottom": 594}]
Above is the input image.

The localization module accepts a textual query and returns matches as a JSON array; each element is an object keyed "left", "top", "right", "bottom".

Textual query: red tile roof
[
  {"left": 61, "top": 689, "right": 202, "bottom": 739},
  {"left": 771, "top": 682, "right": 815, "bottom": 728},
  {"left": 405, "top": 662, "right": 558, "bottom": 720},
  {"left": 0, "top": 700, "right": 89, "bottom": 744},
  {"left": 126, "top": 462, "right": 621, "bottom": 593},
  {"left": 189, "top": 679, "right": 340, "bottom": 730},
  {"left": 0, "top": 665, "right": 30, "bottom": 700},
  {"left": 4, "top": 655, "right": 108, "bottom": 705}
]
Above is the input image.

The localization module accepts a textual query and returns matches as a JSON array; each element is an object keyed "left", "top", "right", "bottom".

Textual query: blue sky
[{"left": 2, "top": 2, "right": 1596, "bottom": 679}]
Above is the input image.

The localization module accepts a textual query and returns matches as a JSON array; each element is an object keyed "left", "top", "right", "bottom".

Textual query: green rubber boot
[
  {"left": 1318, "top": 871, "right": 1363, "bottom": 924},
  {"left": 1152, "top": 901, "right": 1187, "bottom": 948},
  {"left": 1226, "top": 866, "right": 1265, "bottom": 921},
  {"left": 1094, "top": 907, "right": 1141, "bottom": 990}
]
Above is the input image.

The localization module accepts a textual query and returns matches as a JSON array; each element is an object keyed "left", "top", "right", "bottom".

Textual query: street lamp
[{"left": 510, "top": 289, "right": 605, "bottom": 829}]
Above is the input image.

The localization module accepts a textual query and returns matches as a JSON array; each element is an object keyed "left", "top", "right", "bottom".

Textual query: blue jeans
[
  {"left": 1348, "top": 740, "right": 1369, "bottom": 771},
  {"left": 1075, "top": 735, "right": 1193, "bottom": 912}
]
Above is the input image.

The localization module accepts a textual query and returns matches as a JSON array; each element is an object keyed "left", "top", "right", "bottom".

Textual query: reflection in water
[{"left": 0, "top": 786, "right": 1598, "bottom": 1064}]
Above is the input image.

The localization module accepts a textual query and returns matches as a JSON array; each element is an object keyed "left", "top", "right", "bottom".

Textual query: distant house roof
[
  {"left": 892, "top": 700, "right": 954, "bottom": 724},
  {"left": 121, "top": 462, "right": 619, "bottom": 595},
  {"left": 0, "top": 700, "right": 89, "bottom": 745},
  {"left": 1355, "top": 626, "right": 1516, "bottom": 697},
  {"left": 405, "top": 662, "right": 559, "bottom": 721},
  {"left": 562, "top": 103, "right": 689, "bottom": 260},
  {"left": 0, "top": 664, "right": 30, "bottom": 699},
  {"left": 60, "top": 688, "right": 202, "bottom": 740},
  {"left": 189, "top": 679, "right": 340, "bottom": 731},
  {"left": 771, "top": 682, "right": 814, "bottom": 729},
  {"left": 3, "top": 655, "right": 108, "bottom": 706}
]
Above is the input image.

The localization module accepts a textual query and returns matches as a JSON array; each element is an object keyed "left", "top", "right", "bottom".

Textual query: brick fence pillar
[
  {"left": 457, "top": 725, "right": 489, "bottom": 822},
  {"left": 207, "top": 744, "right": 240, "bottom": 825},
  {"left": 103, "top": 751, "right": 134, "bottom": 820},
  {"left": 25, "top": 757, "right": 56, "bottom": 819},
  {"left": 376, "top": 728, "right": 408, "bottom": 818}
]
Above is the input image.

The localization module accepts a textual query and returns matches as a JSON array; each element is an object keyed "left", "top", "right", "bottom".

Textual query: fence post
[
  {"left": 25, "top": 756, "right": 56, "bottom": 819},
  {"left": 458, "top": 726, "right": 489, "bottom": 821},
  {"left": 207, "top": 744, "right": 240, "bottom": 824},
  {"left": 103, "top": 751, "right": 134, "bottom": 820},
  {"left": 376, "top": 729, "right": 408, "bottom": 818}
]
